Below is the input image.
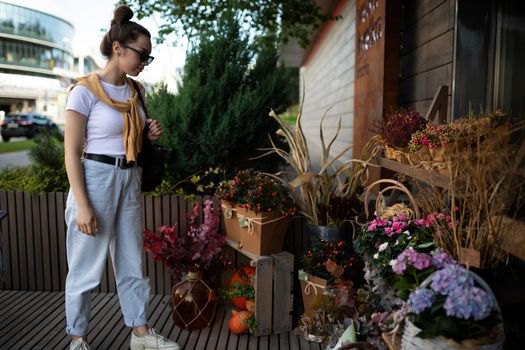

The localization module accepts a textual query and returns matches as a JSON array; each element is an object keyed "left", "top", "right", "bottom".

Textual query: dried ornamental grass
[
  {"left": 257, "top": 100, "right": 381, "bottom": 227},
  {"left": 414, "top": 122, "right": 525, "bottom": 269}
]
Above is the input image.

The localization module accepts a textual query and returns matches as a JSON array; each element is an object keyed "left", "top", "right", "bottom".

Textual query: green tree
[
  {"left": 28, "top": 131, "right": 69, "bottom": 192},
  {"left": 122, "top": 0, "right": 338, "bottom": 48},
  {"left": 149, "top": 14, "right": 294, "bottom": 186}
]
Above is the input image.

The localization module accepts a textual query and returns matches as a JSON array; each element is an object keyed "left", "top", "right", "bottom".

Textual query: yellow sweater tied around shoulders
[{"left": 76, "top": 73, "right": 143, "bottom": 162}]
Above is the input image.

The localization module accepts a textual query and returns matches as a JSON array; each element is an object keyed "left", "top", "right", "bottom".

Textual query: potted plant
[
  {"left": 260, "top": 107, "right": 381, "bottom": 245},
  {"left": 299, "top": 240, "right": 362, "bottom": 314},
  {"left": 402, "top": 263, "right": 504, "bottom": 350},
  {"left": 408, "top": 121, "right": 462, "bottom": 163},
  {"left": 298, "top": 281, "right": 358, "bottom": 347},
  {"left": 215, "top": 169, "right": 296, "bottom": 255},
  {"left": 143, "top": 199, "right": 231, "bottom": 329},
  {"left": 373, "top": 108, "right": 427, "bottom": 162},
  {"left": 353, "top": 212, "right": 442, "bottom": 284}
]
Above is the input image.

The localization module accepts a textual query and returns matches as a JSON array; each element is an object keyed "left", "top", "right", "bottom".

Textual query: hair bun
[{"left": 112, "top": 5, "right": 134, "bottom": 26}]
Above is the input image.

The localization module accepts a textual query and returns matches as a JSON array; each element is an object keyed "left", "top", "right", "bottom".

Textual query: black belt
[{"left": 85, "top": 153, "right": 140, "bottom": 169}]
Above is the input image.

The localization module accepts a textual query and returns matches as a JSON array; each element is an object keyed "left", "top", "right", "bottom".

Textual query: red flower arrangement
[
  {"left": 303, "top": 240, "right": 362, "bottom": 283},
  {"left": 374, "top": 108, "right": 427, "bottom": 148},
  {"left": 215, "top": 169, "right": 296, "bottom": 216},
  {"left": 408, "top": 123, "right": 456, "bottom": 151},
  {"left": 144, "top": 199, "right": 231, "bottom": 281}
]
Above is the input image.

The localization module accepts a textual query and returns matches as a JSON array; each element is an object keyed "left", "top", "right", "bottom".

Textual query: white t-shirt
[{"left": 66, "top": 79, "right": 146, "bottom": 156}]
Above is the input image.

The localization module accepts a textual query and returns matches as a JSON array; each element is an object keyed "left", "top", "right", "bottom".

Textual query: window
[{"left": 453, "top": 0, "right": 525, "bottom": 120}]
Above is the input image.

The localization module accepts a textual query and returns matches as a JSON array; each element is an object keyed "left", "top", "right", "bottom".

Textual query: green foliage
[
  {"left": 0, "top": 131, "right": 68, "bottom": 193},
  {"left": 29, "top": 132, "right": 64, "bottom": 169},
  {"left": 147, "top": 167, "right": 225, "bottom": 197},
  {"left": 124, "top": 0, "right": 338, "bottom": 48},
  {"left": 149, "top": 14, "right": 294, "bottom": 185},
  {"left": 28, "top": 132, "right": 69, "bottom": 192},
  {"left": 0, "top": 139, "right": 35, "bottom": 154},
  {"left": 29, "top": 164, "right": 69, "bottom": 193},
  {"left": 222, "top": 282, "right": 256, "bottom": 301},
  {"left": 245, "top": 313, "right": 258, "bottom": 333},
  {"left": 0, "top": 166, "right": 33, "bottom": 190}
]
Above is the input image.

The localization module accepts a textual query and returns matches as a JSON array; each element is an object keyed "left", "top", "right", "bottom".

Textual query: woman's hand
[
  {"left": 146, "top": 119, "right": 163, "bottom": 141},
  {"left": 77, "top": 206, "right": 98, "bottom": 236}
]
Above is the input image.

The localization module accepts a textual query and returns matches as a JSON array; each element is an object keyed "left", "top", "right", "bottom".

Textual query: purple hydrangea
[
  {"left": 431, "top": 264, "right": 474, "bottom": 295},
  {"left": 412, "top": 252, "right": 433, "bottom": 270},
  {"left": 408, "top": 288, "right": 436, "bottom": 314},
  {"left": 444, "top": 286, "right": 494, "bottom": 320},
  {"left": 392, "top": 248, "right": 433, "bottom": 274},
  {"left": 431, "top": 250, "right": 456, "bottom": 269},
  {"left": 392, "top": 256, "right": 407, "bottom": 274}
]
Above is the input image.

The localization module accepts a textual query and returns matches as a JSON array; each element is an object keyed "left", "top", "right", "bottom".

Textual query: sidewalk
[{"left": 0, "top": 150, "right": 31, "bottom": 169}]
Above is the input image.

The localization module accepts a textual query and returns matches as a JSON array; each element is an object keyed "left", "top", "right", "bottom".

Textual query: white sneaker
[
  {"left": 70, "top": 338, "right": 90, "bottom": 350},
  {"left": 130, "top": 328, "right": 180, "bottom": 350}
]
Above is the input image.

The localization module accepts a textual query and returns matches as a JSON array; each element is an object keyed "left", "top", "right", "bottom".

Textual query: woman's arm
[{"left": 64, "top": 110, "right": 98, "bottom": 236}]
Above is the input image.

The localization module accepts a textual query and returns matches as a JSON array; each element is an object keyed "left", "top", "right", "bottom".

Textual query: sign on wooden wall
[{"left": 353, "top": 0, "right": 400, "bottom": 156}]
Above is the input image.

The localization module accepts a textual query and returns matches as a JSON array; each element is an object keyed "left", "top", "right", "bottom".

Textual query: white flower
[
  {"left": 389, "top": 259, "right": 397, "bottom": 266},
  {"left": 395, "top": 239, "right": 400, "bottom": 246},
  {"left": 378, "top": 242, "right": 388, "bottom": 251},
  {"left": 373, "top": 253, "right": 379, "bottom": 259},
  {"left": 403, "top": 230, "right": 410, "bottom": 235}
]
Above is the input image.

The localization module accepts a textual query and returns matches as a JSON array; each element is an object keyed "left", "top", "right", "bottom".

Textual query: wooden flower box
[{"left": 224, "top": 240, "right": 294, "bottom": 336}]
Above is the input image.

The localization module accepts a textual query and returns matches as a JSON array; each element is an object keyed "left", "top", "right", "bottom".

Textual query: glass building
[
  {"left": 0, "top": 0, "right": 81, "bottom": 124},
  {"left": 0, "top": 1, "right": 75, "bottom": 77}
]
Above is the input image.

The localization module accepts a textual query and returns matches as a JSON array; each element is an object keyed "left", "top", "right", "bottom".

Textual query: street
[
  {"left": 0, "top": 150, "right": 31, "bottom": 169},
  {"left": 0, "top": 137, "right": 32, "bottom": 169}
]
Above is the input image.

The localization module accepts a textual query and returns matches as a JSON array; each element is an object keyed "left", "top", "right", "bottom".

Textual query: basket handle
[{"left": 364, "top": 179, "right": 420, "bottom": 219}]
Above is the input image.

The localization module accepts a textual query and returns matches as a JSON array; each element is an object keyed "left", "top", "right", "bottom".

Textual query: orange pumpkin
[
  {"left": 229, "top": 310, "right": 250, "bottom": 334},
  {"left": 245, "top": 300, "right": 256, "bottom": 313},
  {"left": 228, "top": 266, "right": 255, "bottom": 309}
]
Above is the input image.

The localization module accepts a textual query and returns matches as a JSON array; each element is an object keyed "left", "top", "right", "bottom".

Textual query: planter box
[
  {"left": 221, "top": 202, "right": 242, "bottom": 242},
  {"left": 236, "top": 207, "right": 291, "bottom": 256},
  {"left": 298, "top": 269, "right": 328, "bottom": 314},
  {"left": 221, "top": 204, "right": 290, "bottom": 255}
]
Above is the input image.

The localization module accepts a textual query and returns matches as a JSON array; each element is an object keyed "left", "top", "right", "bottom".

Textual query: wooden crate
[{"left": 225, "top": 239, "right": 294, "bottom": 336}]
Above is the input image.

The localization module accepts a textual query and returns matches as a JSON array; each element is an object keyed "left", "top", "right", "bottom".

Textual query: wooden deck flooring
[{"left": 0, "top": 290, "right": 322, "bottom": 350}]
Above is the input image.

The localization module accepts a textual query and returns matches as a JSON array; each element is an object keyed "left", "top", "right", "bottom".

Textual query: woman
[{"left": 64, "top": 6, "right": 179, "bottom": 350}]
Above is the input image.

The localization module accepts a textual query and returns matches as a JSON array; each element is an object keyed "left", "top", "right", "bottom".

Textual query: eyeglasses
[{"left": 121, "top": 44, "right": 154, "bottom": 64}]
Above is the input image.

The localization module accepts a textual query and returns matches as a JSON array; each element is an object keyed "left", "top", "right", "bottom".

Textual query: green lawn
[{"left": 0, "top": 139, "right": 35, "bottom": 154}]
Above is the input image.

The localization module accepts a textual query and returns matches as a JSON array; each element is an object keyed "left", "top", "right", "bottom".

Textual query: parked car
[{"left": 1, "top": 112, "right": 60, "bottom": 142}]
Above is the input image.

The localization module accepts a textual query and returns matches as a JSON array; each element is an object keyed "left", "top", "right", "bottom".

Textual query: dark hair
[{"left": 100, "top": 5, "right": 151, "bottom": 58}]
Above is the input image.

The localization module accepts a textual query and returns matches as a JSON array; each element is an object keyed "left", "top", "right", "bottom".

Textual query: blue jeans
[{"left": 64, "top": 159, "right": 150, "bottom": 336}]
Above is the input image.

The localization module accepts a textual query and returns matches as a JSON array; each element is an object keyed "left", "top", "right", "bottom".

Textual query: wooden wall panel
[{"left": 398, "top": 0, "right": 455, "bottom": 118}]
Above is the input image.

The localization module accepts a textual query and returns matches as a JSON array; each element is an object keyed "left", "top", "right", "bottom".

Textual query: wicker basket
[
  {"left": 384, "top": 145, "right": 410, "bottom": 164},
  {"left": 401, "top": 271, "right": 504, "bottom": 350},
  {"left": 363, "top": 179, "right": 420, "bottom": 220}
]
